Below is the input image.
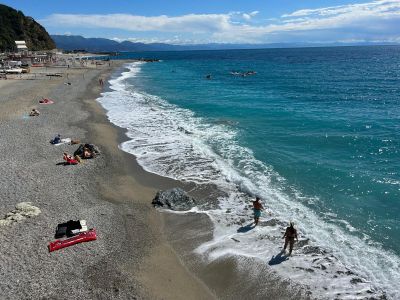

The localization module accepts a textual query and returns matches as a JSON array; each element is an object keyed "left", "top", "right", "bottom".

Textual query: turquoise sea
[{"left": 98, "top": 46, "right": 400, "bottom": 299}]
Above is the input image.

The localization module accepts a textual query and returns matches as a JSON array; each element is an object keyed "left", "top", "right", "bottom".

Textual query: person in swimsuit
[
  {"left": 252, "top": 197, "right": 264, "bottom": 226},
  {"left": 63, "top": 152, "right": 78, "bottom": 165},
  {"left": 283, "top": 222, "right": 298, "bottom": 255}
]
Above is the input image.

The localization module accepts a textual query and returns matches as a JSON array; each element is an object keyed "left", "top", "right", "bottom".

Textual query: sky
[{"left": 3, "top": 0, "right": 400, "bottom": 44}]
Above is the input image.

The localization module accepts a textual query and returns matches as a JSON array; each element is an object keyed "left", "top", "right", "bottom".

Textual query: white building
[{"left": 15, "top": 41, "right": 28, "bottom": 52}]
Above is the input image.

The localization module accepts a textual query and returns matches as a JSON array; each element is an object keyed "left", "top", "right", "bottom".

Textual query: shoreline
[
  {"left": 95, "top": 61, "right": 391, "bottom": 300},
  {"left": 83, "top": 63, "right": 217, "bottom": 299},
  {"left": 97, "top": 63, "right": 313, "bottom": 299},
  {"left": 0, "top": 62, "right": 216, "bottom": 299}
]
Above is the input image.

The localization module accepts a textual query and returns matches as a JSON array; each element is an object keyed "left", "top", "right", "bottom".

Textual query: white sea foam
[{"left": 98, "top": 62, "right": 400, "bottom": 299}]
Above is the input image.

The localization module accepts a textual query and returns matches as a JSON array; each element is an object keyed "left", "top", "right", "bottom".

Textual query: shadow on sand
[
  {"left": 268, "top": 251, "right": 289, "bottom": 265},
  {"left": 56, "top": 162, "right": 77, "bottom": 166},
  {"left": 237, "top": 223, "right": 255, "bottom": 233}
]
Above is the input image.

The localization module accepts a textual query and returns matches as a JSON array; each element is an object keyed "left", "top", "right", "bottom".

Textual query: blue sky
[{"left": 3, "top": 0, "right": 400, "bottom": 44}]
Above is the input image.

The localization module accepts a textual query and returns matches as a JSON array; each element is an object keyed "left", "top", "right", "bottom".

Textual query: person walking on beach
[
  {"left": 252, "top": 197, "right": 264, "bottom": 226},
  {"left": 99, "top": 78, "right": 104, "bottom": 86},
  {"left": 283, "top": 222, "right": 298, "bottom": 255}
]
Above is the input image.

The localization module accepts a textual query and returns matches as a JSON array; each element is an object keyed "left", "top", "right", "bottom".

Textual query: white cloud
[
  {"left": 42, "top": 1, "right": 400, "bottom": 44},
  {"left": 242, "top": 10, "right": 259, "bottom": 20},
  {"left": 43, "top": 13, "right": 232, "bottom": 33},
  {"left": 281, "top": 0, "right": 400, "bottom": 18}
]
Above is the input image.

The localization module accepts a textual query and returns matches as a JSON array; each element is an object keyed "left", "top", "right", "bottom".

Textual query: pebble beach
[{"left": 0, "top": 63, "right": 215, "bottom": 300}]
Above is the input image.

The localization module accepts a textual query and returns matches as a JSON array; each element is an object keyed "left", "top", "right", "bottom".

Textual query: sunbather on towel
[{"left": 63, "top": 152, "right": 78, "bottom": 165}]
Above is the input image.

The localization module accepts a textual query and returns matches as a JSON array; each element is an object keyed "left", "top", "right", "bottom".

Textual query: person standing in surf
[
  {"left": 252, "top": 196, "right": 264, "bottom": 226},
  {"left": 283, "top": 222, "right": 298, "bottom": 255}
]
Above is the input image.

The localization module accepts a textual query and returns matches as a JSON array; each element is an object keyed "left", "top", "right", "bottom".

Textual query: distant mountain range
[
  {"left": 51, "top": 35, "right": 280, "bottom": 52},
  {"left": 0, "top": 4, "right": 55, "bottom": 51},
  {"left": 52, "top": 35, "right": 193, "bottom": 52},
  {"left": 51, "top": 35, "right": 400, "bottom": 53}
]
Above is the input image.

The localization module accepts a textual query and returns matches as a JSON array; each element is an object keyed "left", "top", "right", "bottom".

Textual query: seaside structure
[
  {"left": 0, "top": 49, "right": 58, "bottom": 73},
  {"left": 15, "top": 41, "right": 28, "bottom": 53}
]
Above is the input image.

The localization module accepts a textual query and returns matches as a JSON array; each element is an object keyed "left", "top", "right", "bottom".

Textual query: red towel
[
  {"left": 67, "top": 158, "right": 78, "bottom": 165},
  {"left": 48, "top": 229, "right": 97, "bottom": 252}
]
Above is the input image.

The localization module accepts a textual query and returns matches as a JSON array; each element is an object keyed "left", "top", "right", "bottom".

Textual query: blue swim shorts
[{"left": 254, "top": 209, "right": 261, "bottom": 218}]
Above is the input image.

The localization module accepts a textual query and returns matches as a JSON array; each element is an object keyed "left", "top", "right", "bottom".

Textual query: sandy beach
[{"left": 0, "top": 63, "right": 215, "bottom": 299}]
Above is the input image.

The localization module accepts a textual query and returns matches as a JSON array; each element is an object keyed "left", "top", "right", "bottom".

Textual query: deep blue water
[{"left": 115, "top": 46, "right": 400, "bottom": 254}]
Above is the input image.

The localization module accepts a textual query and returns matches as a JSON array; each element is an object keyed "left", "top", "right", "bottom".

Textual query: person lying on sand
[
  {"left": 63, "top": 152, "right": 78, "bottom": 165},
  {"left": 29, "top": 108, "right": 40, "bottom": 116},
  {"left": 73, "top": 143, "right": 100, "bottom": 159},
  {"left": 83, "top": 147, "right": 94, "bottom": 159},
  {"left": 282, "top": 222, "right": 298, "bottom": 255}
]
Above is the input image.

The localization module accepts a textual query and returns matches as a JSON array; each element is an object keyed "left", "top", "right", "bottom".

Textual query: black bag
[{"left": 55, "top": 220, "right": 82, "bottom": 238}]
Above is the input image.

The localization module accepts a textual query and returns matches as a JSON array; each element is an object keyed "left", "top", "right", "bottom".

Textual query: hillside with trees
[{"left": 0, "top": 4, "right": 55, "bottom": 51}]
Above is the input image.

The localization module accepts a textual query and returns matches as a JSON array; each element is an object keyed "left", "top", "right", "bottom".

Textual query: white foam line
[{"left": 97, "top": 62, "right": 400, "bottom": 299}]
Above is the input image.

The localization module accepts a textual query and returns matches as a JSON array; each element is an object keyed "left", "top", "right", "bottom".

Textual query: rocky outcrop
[{"left": 152, "top": 188, "right": 196, "bottom": 211}]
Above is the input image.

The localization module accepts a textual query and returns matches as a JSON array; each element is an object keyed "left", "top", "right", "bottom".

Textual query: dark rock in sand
[{"left": 152, "top": 188, "right": 196, "bottom": 211}]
